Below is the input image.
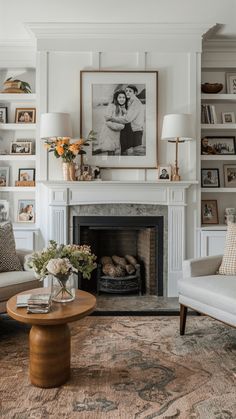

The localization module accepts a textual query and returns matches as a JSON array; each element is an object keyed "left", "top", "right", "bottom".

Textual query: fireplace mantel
[
  {"left": 38, "top": 180, "right": 197, "bottom": 296},
  {"left": 39, "top": 180, "right": 197, "bottom": 206}
]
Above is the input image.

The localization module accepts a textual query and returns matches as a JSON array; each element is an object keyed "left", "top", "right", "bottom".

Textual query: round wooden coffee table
[{"left": 7, "top": 288, "right": 96, "bottom": 388}]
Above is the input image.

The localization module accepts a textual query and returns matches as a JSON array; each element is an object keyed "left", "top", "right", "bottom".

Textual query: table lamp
[
  {"left": 40, "top": 112, "right": 72, "bottom": 139},
  {"left": 161, "top": 113, "right": 193, "bottom": 181}
]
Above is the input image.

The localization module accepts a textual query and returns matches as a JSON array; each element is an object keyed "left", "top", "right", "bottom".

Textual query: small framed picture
[
  {"left": 226, "top": 73, "right": 236, "bottom": 94},
  {"left": 201, "top": 200, "right": 219, "bottom": 225},
  {"left": 201, "top": 168, "right": 220, "bottom": 188},
  {"left": 0, "top": 167, "right": 9, "bottom": 186},
  {"left": 0, "top": 107, "right": 7, "bottom": 123},
  {"left": 18, "top": 168, "right": 35, "bottom": 182},
  {"left": 224, "top": 164, "right": 236, "bottom": 187},
  {"left": 0, "top": 200, "right": 9, "bottom": 222},
  {"left": 15, "top": 108, "right": 36, "bottom": 124},
  {"left": 157, "top": 165, "right": 171, "bottom": 181},
  {"left": 10, "top": 141, "right": 32, "bottom": 155},
  {"left": 222, "top": 112, "right": 235, "bottom": 124},
  {"left": 201, "top": 136, "right": 236, "bottom": 155},
  {"left": 17, "top": 199, "right": 35, "bottom": 223}
]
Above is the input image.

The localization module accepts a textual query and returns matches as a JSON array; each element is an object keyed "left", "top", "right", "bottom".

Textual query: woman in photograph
[
  {"left": 19, "top": 111, "right": 32, "bottom": 123},
  {"left": 18, "top": 204, "right": 34, "bottom": 222},
  {"left": 96, "top": 89, "right": 128, "bottom": 155}
]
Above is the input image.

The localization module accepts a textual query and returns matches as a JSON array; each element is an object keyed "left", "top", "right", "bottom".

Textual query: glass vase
[{"left": 51, "top": 273, "right": 76, "bottom": 303}]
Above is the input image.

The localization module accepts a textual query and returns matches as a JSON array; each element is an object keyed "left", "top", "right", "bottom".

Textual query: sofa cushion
[
  {"left": 0, "top": 271, "right": 40, "bottom": 301},
  {"left": 178, "top": 275, "right": 236, "bottom": 316},
  {"left": 219, "top": 222, "right": 236, "bottom": 275},
  {"left": 0, "top": 223, "right": 22, "bottom": 272}
]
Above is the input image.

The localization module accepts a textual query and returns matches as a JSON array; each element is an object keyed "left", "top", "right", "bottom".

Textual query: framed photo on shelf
[
  {"left": 226, "top": 73, "right": 236, "bottom": 94},
  {"left": 18, "top": 168, "right": 35, "bottom": 182},
  {"left": 17, "top": 199, "right": 35, "bottom": 223},
  {"left": 10, "top": 141, "right": 32, "bottom": 155},
  {"left": 201, "top": 168, "right": 220, "bottom": 188},
  {"left": 0, "top": 167, "right": 9, "bottom": 186},
  {"left": 222, "top": 112, "right": 235, "bottom": 124},
  {"left": 157, "top": 165, "right": 171, "bottom": 181},
  {"left": 80, "top": 70, "right": 158, "bottom": 168},
  {"left": 0, "top": 106, "right": 7, "bottom": 123},
  {"left": 0, "top": 200, "right": 9, "bottom": 222},
  {"left": 201, "top": 200, "right": 219, "bottom": 225},
  {"left": 224, "top": 164, "right": 236, "bottom": 187},
  {"left": 201, "top": 136, "right": 236, "bottom": 155},
  {"left": 15, "top": 108, "right": 36, "bottom": 124}
]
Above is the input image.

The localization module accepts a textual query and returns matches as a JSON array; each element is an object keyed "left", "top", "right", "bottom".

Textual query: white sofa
[
  {"left": 178, "top": 254, "right": 236, "bottom": 334},
  {"left": 0, "top": 249, "right": 41, "bottom": 313}
]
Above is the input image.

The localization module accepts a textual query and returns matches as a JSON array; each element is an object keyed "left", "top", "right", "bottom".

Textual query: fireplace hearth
[{"left": 73, "top": 216, "right": 164, "bottom": 296}]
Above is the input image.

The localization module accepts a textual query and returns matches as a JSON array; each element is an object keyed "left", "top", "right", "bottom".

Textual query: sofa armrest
[
  {"left": 182, "top": 255, "right": 223, "bottom": 278},
  {"left": 16, "top": 249, "right": 32, "bottom": 271}
]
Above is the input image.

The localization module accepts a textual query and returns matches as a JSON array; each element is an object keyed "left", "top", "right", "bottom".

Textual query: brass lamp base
[{"left": 172, "top": 165, "right": 181, "bottom": 181}]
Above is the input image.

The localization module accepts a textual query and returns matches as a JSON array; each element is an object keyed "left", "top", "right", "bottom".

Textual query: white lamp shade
[
  {"left": 40, "top": 112, "right": 72, "bottom": 138},
  {"left": 161, "top": 113, "right": 193, "bottom": 141}
]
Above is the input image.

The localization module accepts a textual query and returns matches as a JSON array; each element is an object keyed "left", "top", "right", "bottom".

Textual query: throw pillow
[
  {"left": 0, "top": 223, "right": 22, "bottom": 272},
  {"left": 219, "top": 222, "right": 236, "bottom": 275}
]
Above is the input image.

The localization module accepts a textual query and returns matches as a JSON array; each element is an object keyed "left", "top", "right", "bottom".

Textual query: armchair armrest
[
  {"left": 16, "top": 249, "right": 32, "bottom": 271},
  {"left": 183, "top": 255, "right": 223, "bottom": 279}
]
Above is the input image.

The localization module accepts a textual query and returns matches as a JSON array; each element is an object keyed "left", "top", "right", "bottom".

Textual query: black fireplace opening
[{"left": 73, "top": 216, "right": 164, "bottom": 296}]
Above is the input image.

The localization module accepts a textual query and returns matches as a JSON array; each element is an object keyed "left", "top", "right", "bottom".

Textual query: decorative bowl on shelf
[{"left": 201, "top": 83, "right": 223, "bottom": 94}]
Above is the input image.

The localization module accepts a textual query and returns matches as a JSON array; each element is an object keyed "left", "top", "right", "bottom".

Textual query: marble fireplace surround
[{"left": 40, "top": 180, "right": 196, "bottom": 296}]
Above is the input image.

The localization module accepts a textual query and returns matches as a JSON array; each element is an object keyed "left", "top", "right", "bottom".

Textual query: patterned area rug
[{"left": 1, "top": 315, "right": 236, "bottom": 419}]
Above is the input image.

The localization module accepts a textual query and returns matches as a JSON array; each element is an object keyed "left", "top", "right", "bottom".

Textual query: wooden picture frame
[
  {"left": 201, "top": 168, "right": 220, "bottom": 188},
  {"left": 201, "top": 136, "right": 236, "bottom": 155},
  {"left": 0, "top": 167, "right": 9, "bottom": 186},
  {"left": 0, "top": 106, "right": 8, "bottom": 123},
  {"left": 10, "top": 141, "right": 32, "bottom": 155},
  {"left": 80, "top": 70, "right": 158, "bottom": 168},
  {"left": 222, "top": 112, "right": 235, "bottom": 124},
  {"left": 18, "top": 168, "right": 35, "bottom": 182},
  {"left": 224, "top": 164, "right": 236, "bottom": 187},
  {"left": 15, "top": 108, "right": 36, "bottom": 124},
  {"left": 226, "top": 73, "right": 236, "bottom": 94},
  {"left": 201, "top": 200, "right": 219, "bottom": 225}
]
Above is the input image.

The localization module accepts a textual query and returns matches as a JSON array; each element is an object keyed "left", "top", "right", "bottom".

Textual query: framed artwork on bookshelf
[
  {"left": 201, "top": 200, "right": 219, "bottom": 225},
  {"left": 224, "top": 164, "right": 236, "bottom": 187},
  {"left": 201, "top": 136, "right": 236, "bottom": 155},
  {"left": 0, "top": 200, "right": 9, "bottom": 222},
  {"left": 226, "top": 73, "right": 236, "bottom": 94},
  {"left": 0, "top": 167, "right": 9, "bottom": 186},
  {"left": 222, "top": 112, "right": 235, "bottom": 124},
  {"left": 10, "top": 141, "right": 32, "bottom": 155},
  {"left": 201, "top": 168, "right": 220, "bottom": 188},
  {"left": 15, "top": 108, "right": 36, "bottom": 124},
  {"left": 0, "top": 106, "right": 8, "bottom": 123},
  {"left": 17, "top": 199, "right": 35, "bottom": 223}
]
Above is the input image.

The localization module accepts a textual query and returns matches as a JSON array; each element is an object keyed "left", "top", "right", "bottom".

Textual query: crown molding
[
  {"left": 0, "top": 40, "right": 36, "bottom": 67},
  {"left": 26, "top": 22, "right": 215, "bottom": 39},
  {"left": 203, "top": 37, "right": 236, "bottom": 52}
]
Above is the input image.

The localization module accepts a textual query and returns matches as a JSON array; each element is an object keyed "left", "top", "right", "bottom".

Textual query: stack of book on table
[{"left": 16, "top": 293, "right": 52, "bottom": 313}]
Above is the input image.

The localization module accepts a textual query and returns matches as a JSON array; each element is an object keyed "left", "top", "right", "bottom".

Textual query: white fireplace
[{"left": 38, "top": 180, "right": 196, "bottom": 296}]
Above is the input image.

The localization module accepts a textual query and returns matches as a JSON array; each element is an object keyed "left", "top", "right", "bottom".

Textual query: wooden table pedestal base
[{"left": 29, "top": 324, "right": 71, "bottom": 388}]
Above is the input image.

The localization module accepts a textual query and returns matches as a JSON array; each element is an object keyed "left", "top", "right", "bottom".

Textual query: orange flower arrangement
[{"left": 44, "top": 131, "right": 96, "bottom": 163}]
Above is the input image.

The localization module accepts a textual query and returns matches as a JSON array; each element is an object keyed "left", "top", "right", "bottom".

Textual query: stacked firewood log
[{"left": 100, "top": 255, "right": 138, "bottom": 277}]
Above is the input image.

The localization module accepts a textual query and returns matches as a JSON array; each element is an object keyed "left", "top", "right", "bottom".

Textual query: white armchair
[
  {"left": 178, "top": 255, "right": 236, "bottom": 334},
  {"left": 0, "top": 249, "right": 41, "bottom": 313}
]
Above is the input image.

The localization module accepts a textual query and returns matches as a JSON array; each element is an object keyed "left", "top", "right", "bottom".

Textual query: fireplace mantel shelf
[{"left": 39, "top": 180, "right": 198, "bottom": 187}]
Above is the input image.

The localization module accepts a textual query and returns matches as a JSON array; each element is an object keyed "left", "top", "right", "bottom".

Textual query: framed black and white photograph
[
  {"left": 0, "top": 167, "right": 9, "bottom": 186},
  {"left": 201, "top": 168, "right": 220, "bottom": 188},
  {"left": 222, "top": 112, "right": 235, "bottom": 124},
  {"left": 224, "top": 164, "right": 236, "bottom": 187},
  {"left": 10, "top": 141, "right": 32, "bottom": 155},
  {"left": 18, "top": 168, "right": 35, "bottom": 182},
  {"left": 157, "top": 165, "right": 171, "bottom": 181},
  {"left": 17, "top": 199, "right": 35, "bottom": 223},
  {"left": 226, "top": 73, "right": 236, "bottom": 94},
  {"left": 0, "top": 107, "right": 7, "bottom": 123},
  {"left": 201, "top": 200, "right": 219, "bottom": 225},
  {"left": 15, "top": 108, "right": 36, "bottom": 124},
  {"left": 80, "top": 71, "right": 158, "bottom": 168},
  {"left": 201, "top": 136, "right": 236, "bottom": 155},
  {"left": 0, "top": 200, "right": 9, "bottom": 222}
]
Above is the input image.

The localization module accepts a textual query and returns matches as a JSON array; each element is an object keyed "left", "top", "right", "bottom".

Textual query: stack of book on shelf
[
  {"left": 201, "top": 104, "right": 217, "bottom": 124},
  {"left": 16, "top": 293, "right": 52, "bottom": 313}
]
